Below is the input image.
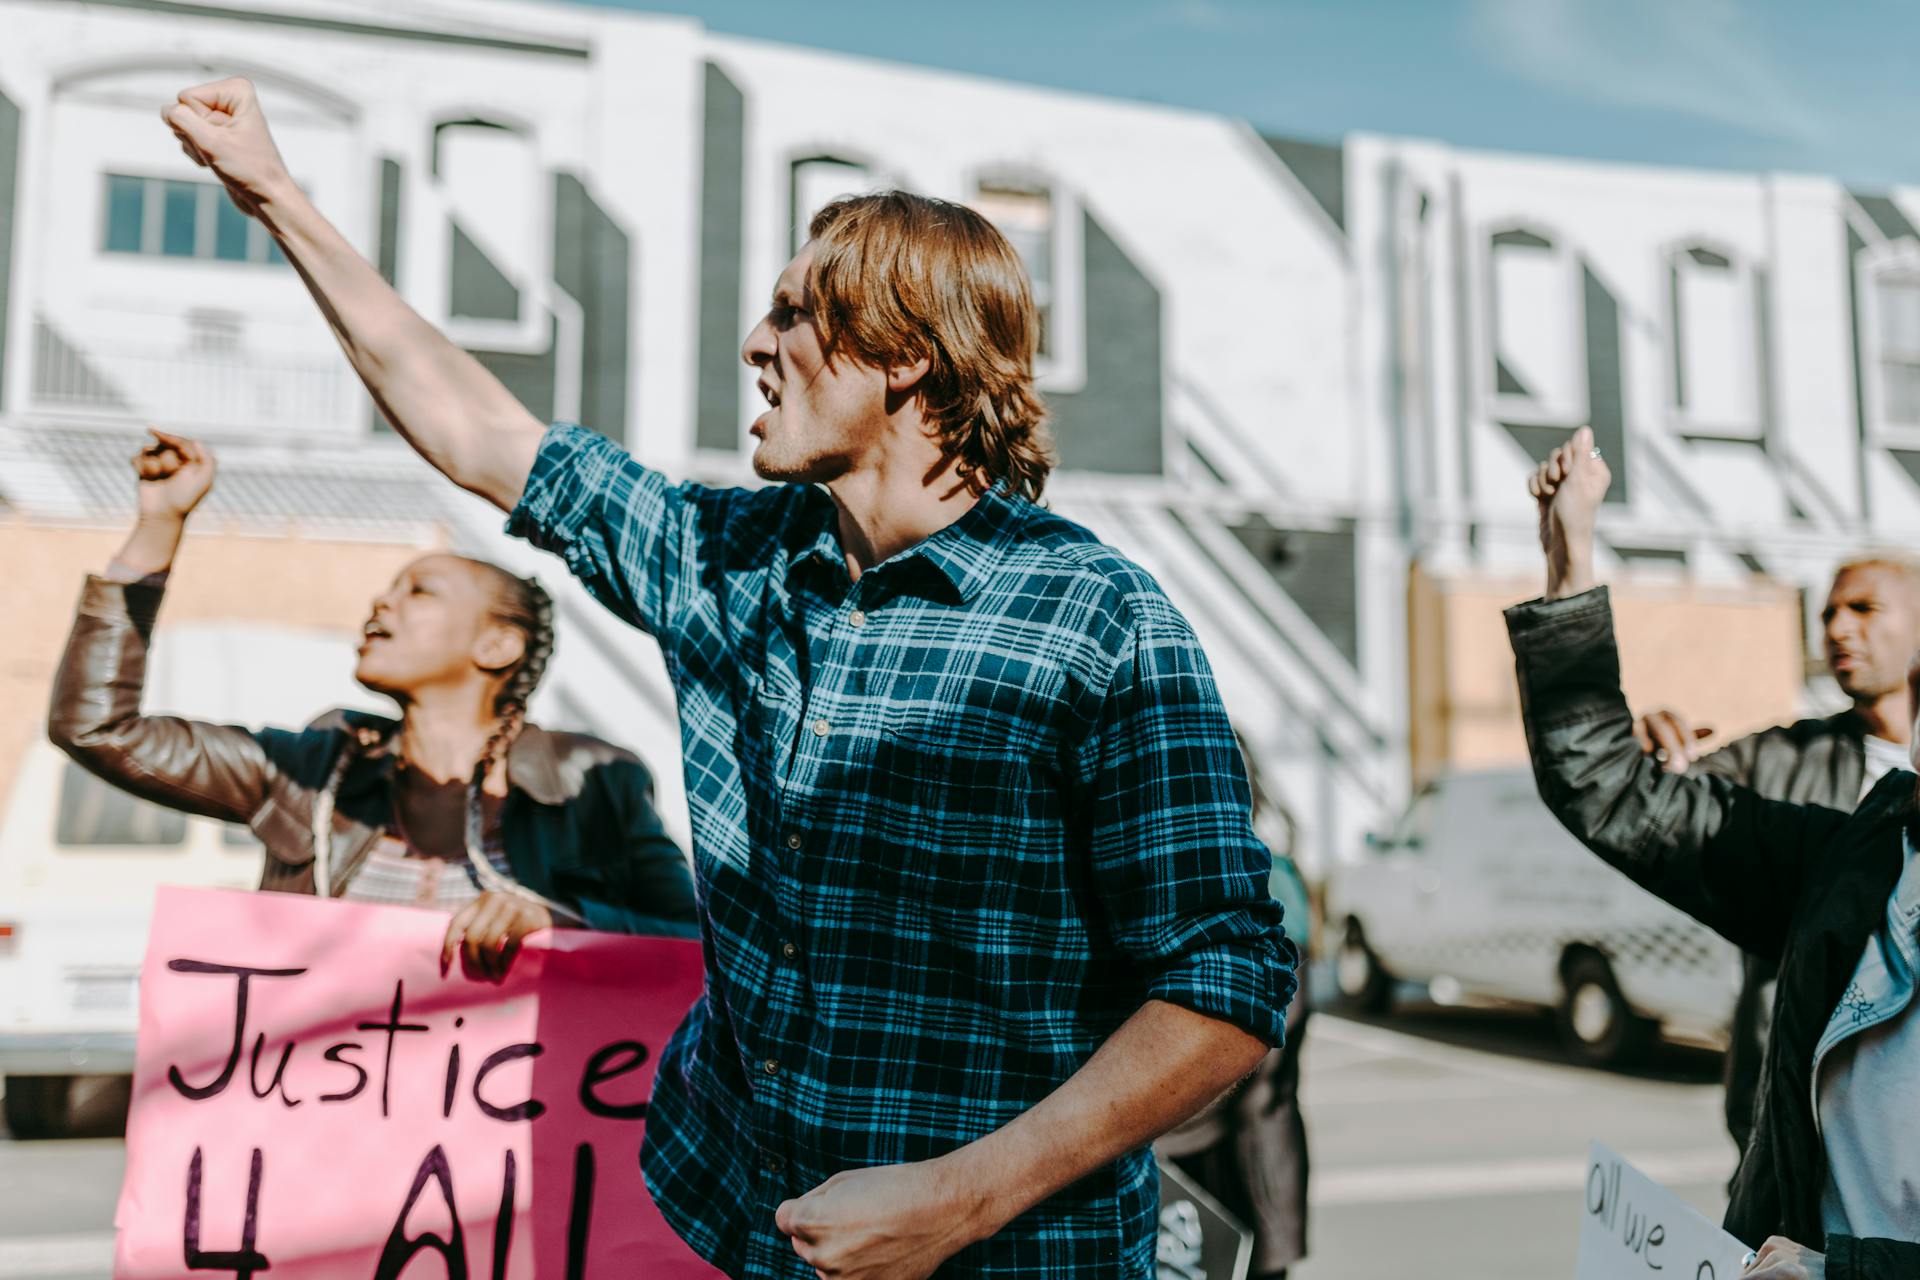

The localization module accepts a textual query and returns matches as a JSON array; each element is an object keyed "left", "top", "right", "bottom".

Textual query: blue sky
[{"left": 568, "top": 0, "right": 1920, "bottom": 189}]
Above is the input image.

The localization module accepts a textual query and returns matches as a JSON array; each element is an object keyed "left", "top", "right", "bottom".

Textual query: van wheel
[
  {"left": 1556, "top": 954, "right": 1652, "bottom": 1069},
  {"left": 2, "top": 1075, "right": 76, "bottom": 1140},
  {"left": 1336, "top": 919, "right": 1394, "bottom": 1014}
]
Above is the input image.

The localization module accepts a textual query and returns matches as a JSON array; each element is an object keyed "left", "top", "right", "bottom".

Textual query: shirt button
[
  {"left": 762, "top": 1058, "right": 781, "bottom": 1076},
  {"left": 848, "top": 609, "right": 867, "bottom": 628},
  {"left": 812, "top": 717, "right": 830, "bottom": 737},
  {"left": 785, "top": 831, "right": 802, "bottom": 850},
  {"left": 763, "top": 1153, "right": 784, "bottom": 1174},
  {"left": 782, "top": 941, "right": 798, "bottom": 960}
]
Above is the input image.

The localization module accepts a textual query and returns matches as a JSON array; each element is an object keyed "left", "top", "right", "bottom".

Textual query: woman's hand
[
  {"left": 1743, "top": 1237, "right": 1824, "bottom": 1279},
  {"left": 110, "top": 429, "right": 216, "bottom": 578},
  {"left": 441, "top": 891, "right": 553, "bottom": 983},
  {"left": 134, "top": 429, "right": 217, "bottom": 521}
]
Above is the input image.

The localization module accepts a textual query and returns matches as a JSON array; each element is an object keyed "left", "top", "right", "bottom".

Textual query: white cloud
[{"left": 1470, "top": 0, "right": 1828, "bottom": 145}]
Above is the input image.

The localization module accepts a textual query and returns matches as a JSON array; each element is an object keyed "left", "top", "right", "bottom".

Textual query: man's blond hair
[{"left": 806, "top": 191, "right": 1056, "bottom": 501}]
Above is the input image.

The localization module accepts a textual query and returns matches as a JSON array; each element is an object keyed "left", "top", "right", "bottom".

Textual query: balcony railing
[{"left": 31, "top": 319, "right": 352, "bottom": 434}]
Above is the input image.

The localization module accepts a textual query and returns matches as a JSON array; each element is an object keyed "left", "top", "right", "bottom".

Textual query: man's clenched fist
[
  {"left": 161, "top": 78, "right": 293, "bottom": 218},
  {"left": 1528, "top": 425, "right": 1612, "bottom": 600}
]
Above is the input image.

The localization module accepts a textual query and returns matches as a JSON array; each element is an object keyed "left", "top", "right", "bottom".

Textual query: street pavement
[
  {"left": 1295, "top": 1000, "right": 1732, "bottom": 1279},
  {"left": 0, "top": 997, "right": 1732, "bottom": 1280}
]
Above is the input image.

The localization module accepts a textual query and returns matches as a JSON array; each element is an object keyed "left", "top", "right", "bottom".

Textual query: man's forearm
[
  {"left": 253, "top": 180, "right": 543, "bottom": 509},
  {"left": 943, "top": 999, "right": 1270, "bottom": 1239},
  {"left": 1546, "top": 531, "right": 1597, "bottom": 599}
]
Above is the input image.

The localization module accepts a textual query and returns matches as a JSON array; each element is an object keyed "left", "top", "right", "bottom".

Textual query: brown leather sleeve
[{"left": 46, "top": 575, "right": 276, "bottom": 825}]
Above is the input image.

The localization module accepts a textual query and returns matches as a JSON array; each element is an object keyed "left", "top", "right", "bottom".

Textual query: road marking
[
  {"left": 1312, "top": 1149, "right": 1733, "bottom": 1206},
  {"left": 0, "top": 1232, "right": 113, "bottom": 1278},
  {"left": 1308, "top": 1014, "right": 1578, "bottom": 1092},
  {"left": 1306, "top": 1074, "right": 1562, "bottom": 1105}
]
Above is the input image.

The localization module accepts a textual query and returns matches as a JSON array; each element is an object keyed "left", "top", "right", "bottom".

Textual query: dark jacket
[
  {"left": 1508, "top": 588, "right": 1920, "bottom": 1278},
  {"left": 1693, "top": 711, "right": 1866, "bottom": 1155},
  {"left": 1695, "top": 712, "right": 1867, "bottom": 809},
  {"left": 48, "top": 575, "right": 698, "bottom": 938}
]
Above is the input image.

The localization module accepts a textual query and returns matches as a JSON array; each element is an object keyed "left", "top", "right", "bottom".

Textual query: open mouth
[
  {"left": 758, "top": 381, "right": 781, "bottom": 409},
  {"left": 359, "top": 619, "right": 393, "bottom": 649}
]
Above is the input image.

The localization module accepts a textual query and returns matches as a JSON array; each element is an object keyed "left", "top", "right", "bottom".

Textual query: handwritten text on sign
[
  {"left": 114, "top": 886, "right": 723, "bottom": 1278},
  {"left": 1576, "top": 1142, "right": 1749, "bottom": 1280}
]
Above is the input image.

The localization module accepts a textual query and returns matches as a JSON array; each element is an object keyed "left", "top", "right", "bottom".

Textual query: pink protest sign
[{"left": 114, "top": 886, "right": 723, "bottom": 1278}]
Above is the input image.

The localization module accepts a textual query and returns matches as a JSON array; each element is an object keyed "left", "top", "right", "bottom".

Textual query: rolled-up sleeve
[
  {"left": 1082, "top": 602, "right": 1297, "bottom": 1047},
  {"left": 505, "top": 423, "right": 697, "bottom": 639}
]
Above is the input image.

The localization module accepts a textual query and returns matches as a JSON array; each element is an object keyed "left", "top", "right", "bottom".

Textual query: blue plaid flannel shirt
[{"left": 508, "top": 424, "right": 1296, "bottom": 1277}]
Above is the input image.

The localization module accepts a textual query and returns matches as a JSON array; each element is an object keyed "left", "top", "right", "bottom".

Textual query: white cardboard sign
[{"left": 1576, "top": 1142, "right": 1751, "bottom": 1280}]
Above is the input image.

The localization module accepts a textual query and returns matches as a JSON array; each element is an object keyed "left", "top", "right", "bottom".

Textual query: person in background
[
  {"left": 1512, "top": 426, "right": 1920, "bottom": 1279},
  {"left": 1156, "top": 733, "right": 1312, "bottom": 1278},
  {"left": 1632, "top": 556, "right": 1920, "bottom": 1158},
  {"left": 48, "top": 430, "right": 697, "bottom": 974}
]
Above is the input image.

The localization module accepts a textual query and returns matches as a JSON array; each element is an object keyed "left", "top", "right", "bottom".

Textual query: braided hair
[
  {"left": 465, "top": 561, "right": 557, "bottom": 788},
  {"left": 313, "top": 561, "right": 559, "bottom": 901}
]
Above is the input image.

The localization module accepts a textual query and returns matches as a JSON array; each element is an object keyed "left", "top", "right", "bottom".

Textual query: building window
[
  {"left": 100, "top": 173, "right": 286, "bottom": 266},
  {"left": 1488, "top": 227, "right": 1580, "bottom": 420},
  {"left": 435, "top": 119, "right": 539, "bottom": 327},
  {"left": 56, "top": 762, "right": 187, "bottom": 847},
  {"left": 1875, "top": 270, "right": 1920, "bottom": 428},
  {"left": 1669, "top": 245, "right": 1756, "bottom": 434},
  {"left": 104, "top": 174, "right": 144, "bottom": 253},
  {"left": 790, "top": 155, "right": 869, "bottom": 254},
  {"left": 973, "top": 180, "right": 1054, "bottom": 361}
]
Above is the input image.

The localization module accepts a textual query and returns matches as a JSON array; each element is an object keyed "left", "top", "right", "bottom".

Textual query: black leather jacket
[
  {"left": 48, "top": 575, "right": 698, "bottom": 938},
  {"left": 1509, "top": 588, "right": 1920, "bottom": 1277},
  {"left": 1693, "top": 710, "right": 1866, "bottom": 1155}
]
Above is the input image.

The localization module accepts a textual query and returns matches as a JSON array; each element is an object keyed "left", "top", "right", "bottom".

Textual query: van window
[
  {"left": 56, "top": 763, "right": 188, "bottom": 847},
  {"left": 1391, "top": 788, "right": 1440, "bottom": 850}
]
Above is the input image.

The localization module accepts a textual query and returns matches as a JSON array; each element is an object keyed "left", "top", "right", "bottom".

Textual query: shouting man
[
  {"left": 162, "top": 80, "right": 1295, "bottom": 1277},
  {"left": 1632, "top": 556, "right": 1920, "bottom": 1160}
]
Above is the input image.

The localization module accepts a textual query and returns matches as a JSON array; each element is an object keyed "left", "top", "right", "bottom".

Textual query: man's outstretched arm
[{"left": 163, "top": 79, "right": 543, "bottom": 510}]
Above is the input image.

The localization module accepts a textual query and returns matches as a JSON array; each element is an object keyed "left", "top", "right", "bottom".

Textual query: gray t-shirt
[{"left": 1816, "top": 826, "right": 1920, "bottom": 1242}]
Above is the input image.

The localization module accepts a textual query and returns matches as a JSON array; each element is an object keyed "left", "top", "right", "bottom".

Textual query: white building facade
[{"left": 1, "top": 0, "right": 1909, "bottom": 873}]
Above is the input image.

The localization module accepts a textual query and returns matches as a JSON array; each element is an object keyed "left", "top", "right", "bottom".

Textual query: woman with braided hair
[{"left": 48, "top": 430, "right": 698, "bottom": 979}]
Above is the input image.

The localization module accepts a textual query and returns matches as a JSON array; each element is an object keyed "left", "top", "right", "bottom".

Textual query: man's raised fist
[{"left": 161, "top": 78, "right": 292, "bottom": 218}]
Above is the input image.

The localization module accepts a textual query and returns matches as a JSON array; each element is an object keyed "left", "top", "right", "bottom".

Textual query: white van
[
  {"left": 1326, "top": 768, "right": 1740, "bottom": 1067},
  {"left": 0, "top": 623, "right": 363, "bottom": 1137}
]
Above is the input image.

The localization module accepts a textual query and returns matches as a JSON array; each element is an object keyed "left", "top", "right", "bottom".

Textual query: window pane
[
  {"left": 975, "top": 185, "right": 1052, "bottom": 289},
  {"left": 214, "top": 194, "right": 250, "bottom": 262},
  {"left": 974, "top": 184, "right": 1053, "bottom": 357},
  {"left": 1674, "top": 254, "right": 1751, "bottom": 422},
  {"left": 104, "top": 175, "right": 146, "bottom": 253},
  {"left": 1884, "top": 359, "right": 1920, "bottom": 426},
  {"left": 791, "top": 158, "right": 868, "bottom": 253},
  {"left": 1492, "top": 239, "right": 1576, "bottom": 408},
  {"left": 1878, "top": 278, "right": 1920, "bottom": 356},
  {"left": 56, "top": 763, "right": 187, "bottom": 847},
  {"left": 160, "top": 180, "right": 199, "bottom": 257}
]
